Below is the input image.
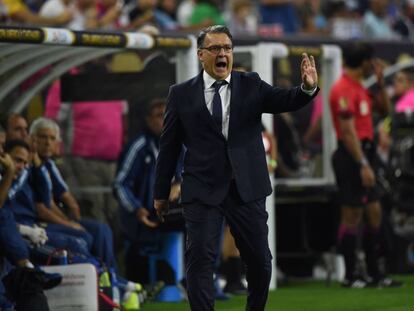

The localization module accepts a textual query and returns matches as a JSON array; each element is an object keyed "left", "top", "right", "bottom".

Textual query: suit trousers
[{"left": 183, "top": 181, "right": 272, "bottom": 311}]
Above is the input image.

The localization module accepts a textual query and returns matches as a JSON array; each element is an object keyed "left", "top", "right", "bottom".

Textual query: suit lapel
[{"left": 228, "top": 71, "right": 240, "bottom": 142}]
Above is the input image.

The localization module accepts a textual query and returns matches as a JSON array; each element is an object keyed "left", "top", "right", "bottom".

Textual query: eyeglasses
[{"left": 200, "top": 45, "right": 233, "bottom": 54}]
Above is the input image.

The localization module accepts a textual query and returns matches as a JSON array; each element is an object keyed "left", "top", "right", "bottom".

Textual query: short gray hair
[
  {"left": 197, "top": 25, "right": 233, "bottom": 49},
  {"left": 29, "top": 117, "right": 61, "bottom": 141}
]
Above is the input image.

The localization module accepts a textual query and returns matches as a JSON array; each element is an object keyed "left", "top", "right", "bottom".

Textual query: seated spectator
[
  {"left": 95, "top": 0, "right": 124, "bottom": 29},
  {"left": 40, "top": 0, "right": 103, "bottom": 30},
  {"left": 226, "top": 0, "right": 257, "bottom": 36},
  {"left": 39, "top": 0, "right": 74, "bottom": 22},
  {"left": 258, "top": 0, "right": 300, "bottom": 36},
  {"left": 128, "top": 0, "right": 178, "bottom": 31},
  {"left": 0, "top": 135, "right": 34, "bottom": 269},
  {"left": 297, "top": 0, "right": 328, "bottom": 35},
  {"left": 29, "top": 117, "right": 145, "bottom": 307},
  {"left": 0, "top": 138, "right": 61, "bottom": 310},
  {"left": 394, "top": 68, "right": 414, "bottom": 113},
  {"left": 4, "top": 139, "right": 93, "bottom": 258},
  {"left": 187, "top": 0, "right": 225, "bottom": 29},
  {"left": 362, "top": 0, "right": 397, "bottom": 39},
  {"left": 158, "top": 0, "right": 178, "bottom": 21},
  {"left": 2, "top": 0, "right": 73, "bottom": 26},
  {"left": 325, "top": 0, "right": 363, "bottom": 39},
  {"left": 393, "top": 0, "right": 414, "bottom": 39},
  {"left": 29, "top": 117, "right": 118, "bottom": 270},
  {"left": 176, "top": 0, "right": 195, "bottom": 27},
  {"left": 2, "top": 127, "right": 47, "bottom": 252},
  {"left": 3, "top": 113, "right": 29, "bottom": 142}
]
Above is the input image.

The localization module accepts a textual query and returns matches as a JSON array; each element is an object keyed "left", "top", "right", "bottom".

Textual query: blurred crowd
[
  {"left": 1, "top": 0, "right": 414, "bottom": 307},
  {"left": 0, "top": 0, "right": 414, "bottom": 39}
]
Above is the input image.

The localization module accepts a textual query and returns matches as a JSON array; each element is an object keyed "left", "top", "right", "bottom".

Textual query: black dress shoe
[
  {"left": 223, "top": 281, "right": 247, "bottom": 295},
  {"left": 34, "top": 268, "right": 62, "bottom": 290},
  {"left": 374, "top": 277, "right": 404, "bottom": 288}
]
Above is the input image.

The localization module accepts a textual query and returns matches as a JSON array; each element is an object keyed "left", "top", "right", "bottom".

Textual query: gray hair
[
  {"left": 197, "top": 25, "right": 233, "bottom": 49},
  {"left": 29, "top": 117, "right": 61, "bottom": 141}
]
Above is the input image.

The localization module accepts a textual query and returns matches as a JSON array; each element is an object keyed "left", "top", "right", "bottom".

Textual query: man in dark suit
[{"left": 154, "top": 25, "right": 318, "bottom": 311}]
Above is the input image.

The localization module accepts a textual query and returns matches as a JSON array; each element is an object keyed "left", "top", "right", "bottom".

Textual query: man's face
[
  {"left": 197, "top": 33, "right": 233, "bottom": 80},
  {"left": 362, "top": 59, "right": 374, "bottom": 78},
  {"left": 393, "top": 72, "right": 413, "bottom": 97},
  {"left": 9, "top": 146, "right": 29, "bottom": 177},
  {"left": 34, "top": 127, "right": 58, "bottom": 159},
  {"left": 146, "top": 105, "right": 166, "bottom": 137},
  {"left": 7, "top": 116, "right": 28, "bottom": 141}
]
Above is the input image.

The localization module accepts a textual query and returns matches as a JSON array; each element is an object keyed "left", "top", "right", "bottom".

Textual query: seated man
[
  {"left": 3, "top": 113, "right": 29, "bottom": 142},
  {"left": 4, "top": 139, "right": 93, "bottom": 258},
  {"left": 29, "top": 117, "right": 116, "bottom": 270},
  {"left": 0, "top": 139, "right": 61, "bottom": 310},
  {"left": 0, "top": 140, "right": 37, "bottom": 269},
  {"left": 1, "top": 125, "right": 48, "bottom": 259},
  {"left": 28, "top": 117, "right": 146, "bottom": 306}
]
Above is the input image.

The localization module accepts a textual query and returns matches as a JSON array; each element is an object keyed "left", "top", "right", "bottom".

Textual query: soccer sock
[
  {"left": 337, "top": 224, "right": 358, "bottom": 281},
  {"left": 363, "top": 226, "right": 382, "bottom": 279}
]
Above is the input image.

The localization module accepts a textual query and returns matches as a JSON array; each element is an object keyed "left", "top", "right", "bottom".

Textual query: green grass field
[{"left": 143, "top": 275, "right": 414, "bottom": 311}]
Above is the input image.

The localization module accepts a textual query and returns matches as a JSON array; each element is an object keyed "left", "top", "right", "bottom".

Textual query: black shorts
[{"left": 332, "top": 140, "right": 380, "bottom": 207}]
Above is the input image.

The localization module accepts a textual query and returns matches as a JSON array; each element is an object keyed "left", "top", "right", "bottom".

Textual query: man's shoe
[
  {"left": 375, "top": 277, "right": 404, "bottom": 288},
  {"left": 341, "top": 278, "right": 369, "bottom": 289},
  {"left": 215, "top": 290, "right": 231, "bottom": 300},
  {"left": 145, "top": 281, "right": 165, "bottom": 301},
  {"left": 223, "top": 281, "right": 247, "bottom": 295},
  {"left": 122, "top": 291, "right": 140, "bottom": 310},
  {"left": 99, "top": 271, "right": 111, "bottom": 287},
  {"left": 214, "top": 278, "right": 230, "bottom": 300},
  {"left": 34, "top": 268, "right": 62, "bottom": 290}
]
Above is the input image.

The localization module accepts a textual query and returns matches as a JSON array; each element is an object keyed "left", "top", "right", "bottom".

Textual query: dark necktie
[{"left": 212, "top": 80, "right": 226, "bottom": 131}]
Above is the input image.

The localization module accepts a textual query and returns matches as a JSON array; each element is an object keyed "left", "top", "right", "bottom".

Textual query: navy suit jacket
[{"left": 154, "top": 70, "right": 319, "bottom": 205}]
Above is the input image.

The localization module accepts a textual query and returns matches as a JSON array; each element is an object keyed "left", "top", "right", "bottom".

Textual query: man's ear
[{"left": 197, "top": 50, "right": 203, "bottom": 62}]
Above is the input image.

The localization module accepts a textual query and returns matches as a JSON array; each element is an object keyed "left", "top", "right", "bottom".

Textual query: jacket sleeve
[
  {"left": 114, "top": 137, "right": 146, "bottom": 213},
  {"left": 7, "top": 169, "right": 29, "bottom": 201},
  {"left": 251, "top": 72, "right": 319, "bottom": 114},
  {"left": 154, "top": 85, "right": 184, "bottom": 200},
  {"left": 173, "top": 146, "right": 186, "bottom": 183}
]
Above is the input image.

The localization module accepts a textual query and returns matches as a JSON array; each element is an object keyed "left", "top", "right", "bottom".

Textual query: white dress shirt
[{"left": 203, "top": 71, "right": 232, "bottom": 139}]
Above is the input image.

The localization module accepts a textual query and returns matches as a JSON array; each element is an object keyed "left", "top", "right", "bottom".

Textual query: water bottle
[{"left": 59, "top": 250, "right": 68, "bottom": 265}]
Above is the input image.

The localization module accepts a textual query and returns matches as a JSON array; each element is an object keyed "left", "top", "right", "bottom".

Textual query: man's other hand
[
  {"left": 169, "top": 183, "right": 181, "bottom": 202},
  {"left": 0, "top": 153, "right": 15, "bottom": 173},
  {"left": 136, "top": 207, "right": 158, "bottom": 228},
  {"left": 154, "top": 199, "right": 169, "bottom": 223},
  {"left": 361, "top": 165, "right": 376, "bottom": 187}
]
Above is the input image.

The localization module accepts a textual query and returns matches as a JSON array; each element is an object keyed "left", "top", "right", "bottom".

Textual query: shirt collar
[{"left": 203, "top": 71, "right": 231, "bottom": 89}]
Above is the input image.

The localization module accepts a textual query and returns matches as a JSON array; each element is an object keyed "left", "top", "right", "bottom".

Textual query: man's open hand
[{"left": 301, "top": 53, "right": 318, "bottom": 90}]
